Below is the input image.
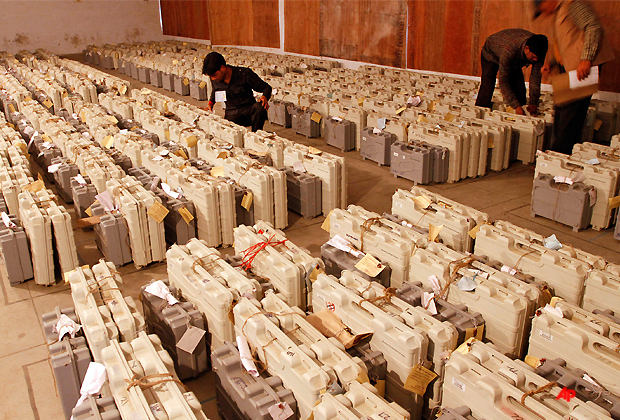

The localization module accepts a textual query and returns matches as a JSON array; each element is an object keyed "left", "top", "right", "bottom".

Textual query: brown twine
[
  {"left": 361, "top": 287, "right": 396, "bottom": 309},
  {"left": 509, "top": 249, "right": 539, "bottom": 275},
  {"left": 360, "top": 217, "right": 384, "bottom": 252},
  {"left": 238, "top": 162, "right": 265, "bottom": 181},
  {"left": 125, "top": 373, "right": 188, "bottom": 392},
  {"left": 191, "top": 254, "right": 224, "bottom": 274},
  {"left": 520, "top": 381, "right": 557, "bottom": 406},
  {"left": 438, "top": 255, "right": 476, "bottom": 300}
]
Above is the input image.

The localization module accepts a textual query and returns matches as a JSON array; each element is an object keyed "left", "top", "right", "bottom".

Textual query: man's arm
[
  {"left": 528, "top": 63, "right": 543, "bottom": 105},
  {"left": 568, "top": 0, "right": 603, "bottom": 79},
  {"left": 207, "top": 87, "right": 216, "bottom": 111},
  {"left": 246, "top": 68, "right": 272, "bottom": 110}
]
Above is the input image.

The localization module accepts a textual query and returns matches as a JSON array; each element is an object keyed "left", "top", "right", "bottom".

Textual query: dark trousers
[
  {"left": 224, "top": 102, "right": 268, "bottom": 132},
  {"left": 549, "top": 77, "right": 592, "bottom": 154},
  {"left": 475, "top": 55, "right": 527, "bottom": 109}
]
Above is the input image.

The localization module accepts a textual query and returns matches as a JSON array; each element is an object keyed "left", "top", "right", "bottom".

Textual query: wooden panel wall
[
  {"left": 284, "top": 0, "right": 320, "bottom": 56},
  {"left": 284, "top": 0, "right": 406, "bottom": 67},
  {"left": 160, "top": 0, "right": 210, "bottom": 40},
  {"left": 407, "top": 0, "right": 620, "bottom": 92},
  {"left": 208, "top": 0, "right": 280, "bottom": 48}
]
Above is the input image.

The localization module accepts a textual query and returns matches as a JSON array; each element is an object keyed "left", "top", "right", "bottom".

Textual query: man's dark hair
[
  {"left": 526, "top": 34, "right": 548, "bottom": 61},
  {"left": 203, "top": 52, "right": 226, "bottom": 76}
]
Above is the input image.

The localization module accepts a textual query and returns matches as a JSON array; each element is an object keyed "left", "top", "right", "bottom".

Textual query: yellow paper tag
[
  {"left": 429, "top": 224, "right": 443, "bottom": 242},
  {"left": 468, "top": 224, "right": 480, "bottom": 239},
  {"left": 550, "top": 296, "right": 563, "bottom": 307},
  {"left": 395, "top": 107, "right": 406, "bottom": 115},
  {"left": 321, "top": 210, "right": 333, "bottom": 232},
  {"left": 355, "top": 253, "right": 386, "bottom": 278},
  {"left": 102, "top": 135, "right": 114, "bottom": 149},
  {"left": 357, "top": 98, "right": 365, "bottom": 106},
  {"left": 172, "top": 59, "right": 179, "bottom": 65},
  {"left": 308, "top": 146, "right": 322, "bottom": 155},
  {"left": 8, "top": 104, "right": 15, "bottom": 113},
  {"left": 488, "top": 137, "right": 494, "bottom": 149},
  {"left": 41, "top": 133, "right": 52, "bottom": 143},
  {"left": 175, "top": 148, "right": 188, "bottom": 159},
  {"left": 164, "top": 130, "right": 170, "bottom": 140},
  {"left": 76, "top": 215, "right": 102, "bottom": 228},
  {"left": 445, "top": 113, "right": 455, "bottom": 122},
  {"left": 217, "top": 151, "right": 228, "bottom": 159},
  {"left": 540, "top": 286, "right": 552, "bottom": 307},
  {"left": 210, "top": 166, "right": 224, "bottom": 177},
  {"left": 183, "top": 78, "right": 189, "bottom": 86},
  {"left": 199, "top": 81, "right": 206, "bottom": 89},
  {"left": 524, "top": 355, "right": 542, "bottom": 368},
  {"left": 412, "top": 194, "right": 432, "bottom": 209},
  {"left": 23, "top": 179, "right": 45, "bottom": 193},
  {"left": 310, "top": 266, "right": 325, "bottom": 283},
  {"left": 311, "top": 112, "right": 322, "bottom": 123},
  {"left": 43, "top": 99, "right": 53, "bottom": 108},
  {"left": 464, "top": 324, "right": 484, "bottom": 341},
  {"left": 184, "top": 135, "right": 198, "bottom": 148},
  {"left": 147, "top": 201, "right": 169, "bottom": 223},
  {"left": 62, "top": 91, "right": 68, "bottom": 98},
  {"left": 84, "top": 205, "right": 93, "bottom": 217},
  {"left": 417, "top": 115, "right": 428, "bottom": 123},
  {"left": 609, "top": 196, "right": 620, "bottom": 209},
  {"left": 119, "top": 85, "right": 127, "bottom": 94},
  {"left": 506, "top": 106, "right": 515, "bottom": 114},
  {"left": 429, "top": 101, "right": 436, "bottom": 111},
  {"left": 375, "top": 379, "right": 386, "bottom": 397},
  {"left": 454, "top": 337, "right": 477, "bottom": 354},
  {"left": 178, "top": 206, "right": 194, "bottom": 224},
  {"left": 594, "top": 119, "right": 603, "bottom": 131},
  {"left": 241, "top": 191, "right": 253, "bottom": 210},
  {"left": 106, "top": 115, "right": 118, "bottom": 124},
  {"left": 403, "top": 364, "right": 438, "bottom": 396},
  {"left": 356, "top": 369, "right": 370, "bottom": 384}
]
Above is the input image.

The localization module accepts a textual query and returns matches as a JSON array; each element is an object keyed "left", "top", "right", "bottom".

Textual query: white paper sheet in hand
[{"left": 569, "top": 66, "right": 599, "bottom": 89}]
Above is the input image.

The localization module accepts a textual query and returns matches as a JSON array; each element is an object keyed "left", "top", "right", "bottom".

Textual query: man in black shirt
[{"left": 203, "top": 52, "right": 272, "bottom": 132}]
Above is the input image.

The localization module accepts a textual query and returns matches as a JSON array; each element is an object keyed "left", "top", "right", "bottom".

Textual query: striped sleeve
[{"left": 567, "top": 0, "right": 603, "bottom": 62}]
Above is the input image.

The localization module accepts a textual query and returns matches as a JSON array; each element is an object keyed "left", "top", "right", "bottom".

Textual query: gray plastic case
[
  {"left": 211, "top": 341, "right": 297, "bottom": 420},
  {"left": 149, "top": 69, "right": 163, "bottom": 88},
  {"left": 346, "top": 342, "right": 387, "bottom": 388},
  {"left": 140, "top": 280, "right": 208, "bottom": 380},
  {"left": 93, "top": 213, "right": 132, "bottom": 267},
  {"left": 0, "top": 217, "right": 34, "bottom": 285},
  {"left": 320, "top": 242, "right": 392, "bottom": 287},
  {"left": 409, "top": 140, "right": 450, "bottom": 183},
  {"left": 137, "top": 66, "right": 150, "bottom": 84},
  {"left": 396, "top": 281, "right": 485, "bottom": 345},
  {"left": 390, "top": 141, "right": 432, "bottom": 184},
  {"left": 71, "top": 395, "right": 121, "bottom": 420},
  {"left": 268, "top": 99, "right": 293, "bottom": 127},
  {"left": 536, "top": 358, "right": 620, "bottom": 419},
  {"left": 173, "top": 75, "right": 190, "bottom": 96},
  {"left": 360, "top": 127, "right": 396, "bottom": 166},
  {"left": 189, "top": 80, "right": 208, "bottom": 101},
  {"left": 325, "top": 117, "right": 356, "bottom": 152},
  {"left": 289, "top": 106, "right": 320, "bottom": 138},
  {"left": 285, "top": 167, "right": 322, "bottom": 219},
  {"left": 162, "top": 72, "right": 175, "bottom": 91},
  {"left": 49, "top": 337, "right": 92, "bottom": 420},
  {"left": 531, "top": 173, "right": 594, "bottom": 231},
  {"left": 154, "top": 190, "right": 197, "bottom": 246},
  {"left": 71, "top": 177, "right": 98, "bottom": 220},
  {"left": 52, "top": 158, "right": 79, "bottom": 204}
]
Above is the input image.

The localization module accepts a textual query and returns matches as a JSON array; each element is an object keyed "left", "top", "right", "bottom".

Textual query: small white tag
[
  {"left": 292, "top": 161, "right": 306, "bottom": 173},
  {"left": 236, "top": 336, "right": 259, "bottom": 377},
  {"left": 1, "top": 212, "right": 16, "bottom": 228},
  {"left": 543, "top": 234, "right": 562, "bottom": 250},
  {"left": 215, "top": 90, "right": 227, "bottom": 102},
  {"left": 372, "top": 127, "right": 382, "bottom": 134},
  {"left": 428, "top": 275, "right": 442, "bottom": 295},
  {"left": 159, "top": 149, "right": 170, "bottom": 156},
  {"left": 377, "top": 117, "right": 387, "bottom": 130},
  {"left": 162, "top": 182, "right": 180, "bottom": 199},
  {"left": 457, "top": 275, "right": 477, "bottom": 291},
  {"left": 501, "top": 265, "right": 517, "bottom": 275},
  {"left": 95, "top": 191, "right": 115, "bottom": 212},
  {"left": 543, "top": 304, "right": 564, "bottom": 318},
  {"left": 422, "top": 292, "right": 438, "bottom": 315},
  {"left": 268, "top": 402, "right": 294, "bottom": 420},
  {"left": 153, "top": 156, "right": 164, "bottom": 161},
  {"left": 47, "top": 163, "right": 62, "bottom": 173},
  {"left": 452, "top": 377, "right": 466, "bottom": 392},
  {"left": 144, "top": 280, "right": 179, "bottom": 306},
  {"left": 407, "top": 95, "right": 422, "bottom": 107},
  {"left": 75, "top": 174, "right": 87, "bottom": 185},
  {"left": 53, "top": 314, "right": 82, "bottom": 341},
  {"left": 586, "top": 158, "right": 600, "bottom": 165}
]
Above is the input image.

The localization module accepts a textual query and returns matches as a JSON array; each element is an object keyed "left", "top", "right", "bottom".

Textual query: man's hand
[
  {"left": 541, "top": 63, "right": 551, "bottom": 75},
  {"left": 259, "top": 95, "right": 269, "bottom": 110},
  {"left": 205, "top": 101, "right": 214, "bottom": 112},
  {"left": 527, "top": 104, "right": 538, "bottom": 115},
  {"left": 515, "top": 106, "right": 525, "bottom": 115},
  {"left": 577, "top": 60, "right": 592, "bottom": 81}
]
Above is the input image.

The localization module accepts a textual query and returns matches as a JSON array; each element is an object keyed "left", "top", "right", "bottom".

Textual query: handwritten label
[
  {"left": 355, "top": 253, "right": 386, "bottom": 278},
  {"left": 147, "top": 201, "right": 169, "bottom": 223},
  {"left": 178, "top": 206, "right": 194, "bottom": 224},
  {"left": 241, "top": 192, "right": 253, "bottom": 210},
  {"left": 403, "top": 364, "right": 437, "bottom": 396}
]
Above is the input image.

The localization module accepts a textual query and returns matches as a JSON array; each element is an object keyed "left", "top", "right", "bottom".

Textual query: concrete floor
[{"left": 1, "top": 57, "right": 619, "bottom": 419}]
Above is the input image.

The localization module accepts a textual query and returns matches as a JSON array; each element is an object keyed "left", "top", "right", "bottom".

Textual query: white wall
[{"left": 0, "top": 0, "right": 164, "bottom": 55}]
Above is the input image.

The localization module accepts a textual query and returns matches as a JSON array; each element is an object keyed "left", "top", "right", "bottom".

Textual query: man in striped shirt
[
  {"left": 535, "top": 0, "right": 614, "bottom": 153},
  {"left": 475, "top": 29, "right": 548, "bottom": 116}
]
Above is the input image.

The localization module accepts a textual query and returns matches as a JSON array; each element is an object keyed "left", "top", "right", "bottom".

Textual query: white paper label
[
  {"left": 75, "top": 174, "right": 87, "bottom": 185},
  {"left": 144, "top": 280, "right": 179, "bottom": 306},
  {"left": 544, "top": 304, "right": 564, "bottom": 318},
  {"left": 215, "top": 90, "right": 227, "bottom": 102},
  {"left": 539, "top": 330, "right": 553, "bottom": 342},
  {"left": 95, "top": 191, "right": 115, "bottom": 212},
  {"left": 161, "top": 182, "right": 180, "bottom": 199},
  {"left": 54, "top": 314, "right": 82, "bottom": 341},
  {"left": 428, "top": 275, "right": 442, "bottom": 295},
  {"left": 422, "top": 292, "right": 438, "bottom": 315},
  {"left": 292, "top": 161, "right": 306, "bottom": 173},
  {"left": 268, "top": 402, "right": 294, "bottom": 420},
  {"left": 501, "top": 265, "right": 517, "bottom": 276},
  {"left": 452, "top": 377, "right": 466, "bottom": 392},
  {"left": 72, "top": 362, "right": 107, "bottom": 410},
  {"left": 1, "top": 212, "right": 16, "bottom": 228},
  {"left": 47, "top": 163, "right": 61, "bottom": 173},
  {"left": 236, "top": 336, "right": 259, "bottom": 377},
  {"left": 568, "top": 66, "right": 598, "bottom": 89}
]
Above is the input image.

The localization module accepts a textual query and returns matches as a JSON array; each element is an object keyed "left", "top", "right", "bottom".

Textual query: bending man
[
  {"left": 203, "top": 52, "right": 272, "bottom": 132},
  {"left": 475, "top": 29, "right": 548, "bottom": 115}
]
